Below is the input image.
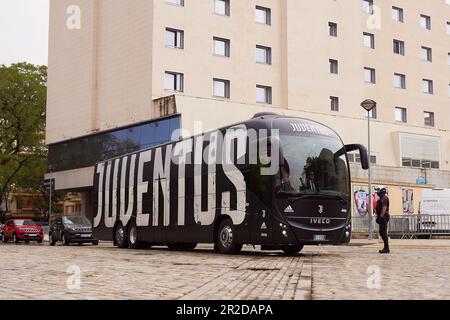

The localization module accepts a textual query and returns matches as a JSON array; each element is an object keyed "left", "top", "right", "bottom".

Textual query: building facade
[{"left": 46, "top": 0, "right": 450, "bottom": 216}]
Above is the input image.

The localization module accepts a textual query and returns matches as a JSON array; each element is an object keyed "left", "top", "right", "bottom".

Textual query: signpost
[{"left": 43, "top": 179, "right": 55, "bottom": 225}]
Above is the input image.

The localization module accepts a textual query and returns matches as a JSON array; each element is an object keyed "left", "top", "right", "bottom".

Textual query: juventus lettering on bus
[{"left": 93, "top": 126, "right": 271, "bottom": 230}]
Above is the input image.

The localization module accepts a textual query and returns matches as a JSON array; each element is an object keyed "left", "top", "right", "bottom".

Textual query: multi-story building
[{"left": 46, "top": 0, "right": 450, "bottom": 217}]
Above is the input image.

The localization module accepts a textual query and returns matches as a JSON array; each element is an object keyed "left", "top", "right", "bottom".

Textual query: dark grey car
[{"left": 49, "top": 216, "right": 99, "bottom": 246}]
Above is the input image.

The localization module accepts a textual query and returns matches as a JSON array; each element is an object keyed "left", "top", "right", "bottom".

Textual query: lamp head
[{"left": 361, "top": 99, "right": 377, "bottom": 112}]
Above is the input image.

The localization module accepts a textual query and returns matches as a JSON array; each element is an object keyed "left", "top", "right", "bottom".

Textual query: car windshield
[
  {"left": 277, "top": 134, "right": 350, "bottom": 198},
  {"left": 15, "top": 220, "right": 36, "bottom": 226},
  {"left": 62, "top": 216, "right": 91, "bottom": 225}
]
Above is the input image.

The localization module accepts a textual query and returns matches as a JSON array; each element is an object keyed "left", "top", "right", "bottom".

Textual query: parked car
[
  {"left": 1, "top": 219, "right": 44, "bottom": 243},
  {"left": 49, "top": 216, "right": 99, "bottom": 246},
  {"left": 0, "top": 224, "right": 4, "bottom": 242}
]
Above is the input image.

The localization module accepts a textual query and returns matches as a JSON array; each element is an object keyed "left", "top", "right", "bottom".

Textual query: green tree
[{"left": 0, "top": 63, "right": 48, "bottom": 221}]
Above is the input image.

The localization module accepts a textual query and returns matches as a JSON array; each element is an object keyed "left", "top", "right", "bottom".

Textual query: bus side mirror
[{"left": 345, "top": 144, "right": 369, "bottom": 170}]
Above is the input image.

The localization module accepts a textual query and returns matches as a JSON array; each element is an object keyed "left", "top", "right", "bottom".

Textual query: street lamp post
[{"left": 361, "top": 99, "right": 377, "bottom": 241}]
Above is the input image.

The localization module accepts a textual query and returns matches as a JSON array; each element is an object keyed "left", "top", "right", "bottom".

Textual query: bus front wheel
[
  {"left": 281, "top": 245, "right": 304, "bottom": 256},
  {"left": 217, "top": 219, "right": 242, "bottom": 254}
]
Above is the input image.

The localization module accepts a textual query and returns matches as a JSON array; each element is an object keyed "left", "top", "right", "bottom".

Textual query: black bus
[{"left": 93, "top": 113, "right": 368, "bottom": 255}]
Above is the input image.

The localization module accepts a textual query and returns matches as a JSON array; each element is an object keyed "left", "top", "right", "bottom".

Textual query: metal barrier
[{"left": 352, "top": 215, "right": 450, "bottom": 239}]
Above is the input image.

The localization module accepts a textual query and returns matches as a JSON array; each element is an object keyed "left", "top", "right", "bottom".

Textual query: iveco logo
[
  {"left": 310, "top": 218, "right": 331, "bottom": 225},
  {"left": 318, "top": 205, "right": 324, "bottom": 214}
]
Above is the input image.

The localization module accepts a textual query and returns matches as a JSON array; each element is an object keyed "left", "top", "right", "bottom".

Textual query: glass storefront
[{"left": 48, "top": 116, "right": 181, "bottom": 172}]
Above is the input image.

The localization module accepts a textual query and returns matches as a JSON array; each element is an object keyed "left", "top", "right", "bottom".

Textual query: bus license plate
[{"left": 314, "top": 235, "right": 326, "bottom": 241}]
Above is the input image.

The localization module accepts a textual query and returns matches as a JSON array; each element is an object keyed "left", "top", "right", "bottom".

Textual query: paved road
[{"left": 0, "top": 240, "right": 449, "bottom": 300}]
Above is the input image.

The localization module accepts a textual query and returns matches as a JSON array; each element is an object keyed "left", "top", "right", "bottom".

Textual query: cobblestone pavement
[{"left": 0, "top": 241, "right": 449, "bottom": 300}]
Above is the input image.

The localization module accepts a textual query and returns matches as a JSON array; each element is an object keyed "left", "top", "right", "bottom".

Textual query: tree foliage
[{"left": 0, "top": 63, "right": 48, "bottom": 220}]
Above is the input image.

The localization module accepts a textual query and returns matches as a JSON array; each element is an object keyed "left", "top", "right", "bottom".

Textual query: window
[
  {"left": 329, "top": 22, "right": 338, "bottom": 37},
  {"left": 364, "top": 67, "right": 376, "bottom": 83},
  {"left": 329, "top": 59, "right": 339, "bottom": 74},
  {"left": 420, "top": 15, "right": 431, "bottom": 30},
  {"left": 164, "top": 71, "right": 184, "bottom": 92},
  {"left": 165, "top": 28, "right": 184, "bottom": 49},
  {"left": 166, "top": 0, "right": 184, "bottom": 6},
  {"left": 256, "top": 46, "right": 272, "bottom": 64},
  {"left": 392, "top": 7, "right": 404, "bottom": 22},
  {"left": 330, "top": 96, "right": 339, "bottom": 112},
  {"left": 48, "top": 116, "right": 181, "bottom": 172},
  {"left": 362, "top": 0, "right": 374, "bottom": 14},
  {"left": 400, "top": 133, "right": 440, "bottom": 169},
  {"left": 421, "top": 46, "right": 432, "bottom": 62},
  {"left": 348, "top": 153, "right": 377, "bottom": 165},
  {"left": 256, "top": 85, "right": 272, "bottom": 104},
  {"left": 363, "top": 32, "right": 375, "bottom": 49},
  {"left": 366, "top": 107, "right": 377, "bottom": 119},
  {"left": 393, "top": 39, "right": 405, "bottom": 55},
  {"left": 422, "top": 79, "right": 434, "bottom": 94},
  {"left": 394, "top": 73, "right": 406, "bottom": 89},
  {"left": 213, "top": 37, "right": 230, "bottom": 57},
  {"left": 424, "top": 111, "right": 435, "bottom": 127},
  {"left": 214, "top": 0, "right": 230, "bottom": 16},
  {"left": 256, "top": 6, "right": 271, "bottom": 25},
  {"left": 395, "top": 107, "right": 407, "bottom": 123},
  {"left": 213, "top": 78, "right": 230, "bottom": 98}
]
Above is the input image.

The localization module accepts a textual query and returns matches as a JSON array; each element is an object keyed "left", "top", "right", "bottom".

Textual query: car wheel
[
  {"left": 281, "top": 245, "right": 304, "bottom": 256},
  {"left": 37, "top": 239, "right": 43, "bottom": 244},
  {"left": 216, "top": 219, "right": 242, "bottom": 254},
  {"left": 115, "top": 223, "right": 128, "bottom": 248},
  {"left": 62, "top": 233, "right": 70, "bottom": 246},
  {"left": 13, "top": 233, "right": 19, "bottom": 243},
  {"left": 92, "top": 240, "right": 99, "bottom": 246},
  {"left": 1, "top": 234, "right": 7, "bottom": 243},
  {"left": 25, "top": 240, "right": 30, "bottom": 244},
  {"left": 49, "top": 233, "right": 56, "bottom": 246}
]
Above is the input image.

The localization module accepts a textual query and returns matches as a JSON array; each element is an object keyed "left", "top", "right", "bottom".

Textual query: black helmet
[{"left": 376, "top": 186, "right": 387, "bottom": 197}]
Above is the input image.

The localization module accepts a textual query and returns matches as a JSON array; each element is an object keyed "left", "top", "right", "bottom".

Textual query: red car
[{"left": 1, "top": 219, "right": 44, "bottom": 244}]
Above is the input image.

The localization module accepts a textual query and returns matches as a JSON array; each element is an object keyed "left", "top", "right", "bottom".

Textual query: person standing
[{"left": 375, "top": 186, "right": 390, "bottom": 254}]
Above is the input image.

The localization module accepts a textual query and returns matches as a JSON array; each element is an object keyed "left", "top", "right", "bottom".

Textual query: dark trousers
[{"left": 377, "top": 215, "right": 390, "bottom": 250}]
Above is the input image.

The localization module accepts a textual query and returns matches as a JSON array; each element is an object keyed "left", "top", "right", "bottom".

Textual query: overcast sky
[{"left": 0, "top": 0, "right": 50, "bottom": 66}]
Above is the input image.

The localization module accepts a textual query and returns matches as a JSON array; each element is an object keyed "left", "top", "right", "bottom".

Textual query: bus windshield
[{"left": 277, "top": 134, "right": 350, "bottom": 198}]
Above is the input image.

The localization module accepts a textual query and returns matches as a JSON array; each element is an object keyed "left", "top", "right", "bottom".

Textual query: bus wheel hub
[
  {"left": 116, "top": 228, "right": 124, "bottom": 243},
  {"left": 220, "top": 226, "right": 233, "bottom": 247},
  {"left": 129, "top": 227, "right": 137, "bottom": 244}
]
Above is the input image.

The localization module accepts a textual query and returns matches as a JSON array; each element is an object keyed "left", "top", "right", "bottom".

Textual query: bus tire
[
  {"left": 128, "top": 221, "right": 139, "bottom": 249},
  {"left": 114, "top": 222, "right": 128, "bottom": 249},
  {"left": 281, "top": 245, "right": 304, "bottom": 256},
  {"left": 217, "top": 219, "right": 242, "bottom": 254}
]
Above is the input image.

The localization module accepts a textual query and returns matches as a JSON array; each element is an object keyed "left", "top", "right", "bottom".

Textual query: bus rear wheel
[
  {"left": 217, "top": 219, "right": 242, "bottom": 254},
  {"left": 281, "top": 245, "right": 304, "bottom": 256},
  {"left": 128, "top": 221, "right": 139, "bottom": 249},
  {"left": 115, "top": 223, "right": 128, "bottom": 249}
]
